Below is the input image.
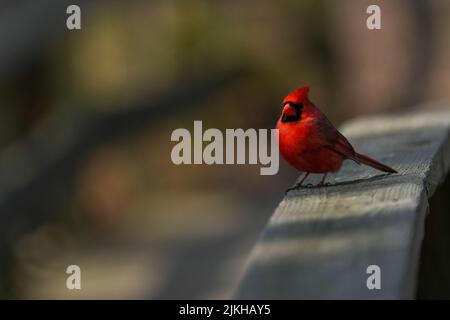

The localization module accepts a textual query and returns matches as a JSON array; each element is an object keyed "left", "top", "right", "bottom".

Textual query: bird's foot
[
  {"left": 285, "top": 183, "right": 303, "bottom": 194},
  {"left": 316, "top": 182, "right": 331, "bottom": 187},
  {"left": 285, "top": 186, "right": 297, "bottom": 195},
  {"left": 285, "top": 183, "right": 319, "bottom": 194}
]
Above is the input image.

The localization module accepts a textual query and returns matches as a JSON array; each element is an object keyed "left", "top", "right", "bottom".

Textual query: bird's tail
[{"left": 353, "top": 152, "right": 397, "bottom": 173}]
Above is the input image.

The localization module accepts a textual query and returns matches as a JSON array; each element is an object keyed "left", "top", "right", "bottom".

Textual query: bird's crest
[{"left": 283, "top": 86, "right": 310, "bottom": 104}]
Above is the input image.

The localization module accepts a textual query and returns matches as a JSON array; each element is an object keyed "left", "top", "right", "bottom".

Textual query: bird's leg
[
  {"left": 285, "top": 172, "right": 310, "bottom": 194},
  {"left": 298, "top": 172, "right": 310, "bottom": 186},
  {"left": 318, "top": 173, "right": 328, "bottom": 186}
]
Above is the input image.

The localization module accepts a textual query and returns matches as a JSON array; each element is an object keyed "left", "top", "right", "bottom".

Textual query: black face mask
[{"left": 281, "top": 102, "right": 303, "bottom": 123}]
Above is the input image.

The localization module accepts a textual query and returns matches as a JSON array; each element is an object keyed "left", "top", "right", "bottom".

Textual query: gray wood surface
[{"left": 235, "top": 109, "right": 450, "bottom": 299}]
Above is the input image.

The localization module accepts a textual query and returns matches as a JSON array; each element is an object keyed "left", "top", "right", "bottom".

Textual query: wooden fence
[{"left": 236, "top": 109, "right": 450, "bottom": 299}]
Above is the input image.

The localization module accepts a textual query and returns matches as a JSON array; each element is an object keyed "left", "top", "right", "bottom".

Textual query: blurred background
[{"left": 0, "top": 0, "right": 449, "bottom": 299}]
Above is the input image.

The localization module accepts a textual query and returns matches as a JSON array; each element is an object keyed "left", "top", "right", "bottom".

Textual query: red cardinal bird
[{"left": 276, "top": 86, "right": 396, "bottom": 190}]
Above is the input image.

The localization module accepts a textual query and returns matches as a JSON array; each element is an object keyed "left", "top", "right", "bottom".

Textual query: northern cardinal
[{"left": 276, "top": 86, "right": 396, "bottom": 190}]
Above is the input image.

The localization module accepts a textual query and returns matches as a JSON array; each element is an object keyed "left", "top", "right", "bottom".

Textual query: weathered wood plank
[{"left": 235, "top": 110, "right": 450, "bottom": 299}]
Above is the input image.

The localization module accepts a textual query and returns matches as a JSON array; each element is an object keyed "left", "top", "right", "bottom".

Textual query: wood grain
[{"left": 235, "top": 110, "right": 450, "bottom": 299}]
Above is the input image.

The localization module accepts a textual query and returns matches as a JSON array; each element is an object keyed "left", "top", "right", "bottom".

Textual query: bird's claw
[
  {"left": 285, "top": 187, "right": 296, "bottom": 195},
  {"left": 285, "top": 184, "right": 302, "bottom": 194},
  {"left": 285, "top": 179, "right": 333, "bottom": 194},
  {"left": 286, "top": 182, "right": 331, "bottom": 193}
]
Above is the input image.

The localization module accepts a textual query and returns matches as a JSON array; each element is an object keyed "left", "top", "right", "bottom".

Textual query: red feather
[{"left": 276, "top": 86, "right": 397, "bottom": 178}]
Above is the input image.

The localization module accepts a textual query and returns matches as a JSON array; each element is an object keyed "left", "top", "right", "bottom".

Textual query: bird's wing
[{"left": 310, "top": 118, "right": 358, "bottom": 161}]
